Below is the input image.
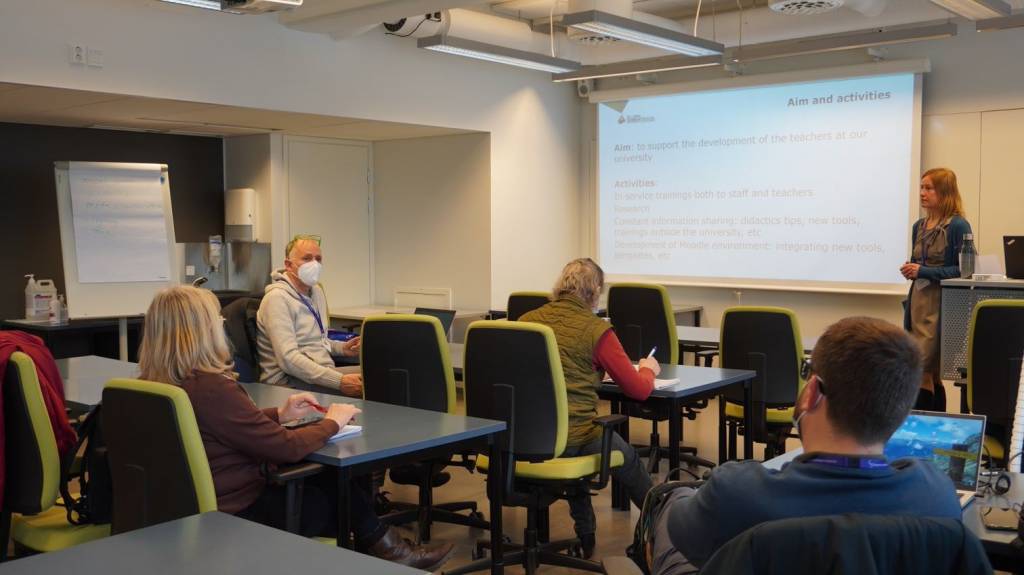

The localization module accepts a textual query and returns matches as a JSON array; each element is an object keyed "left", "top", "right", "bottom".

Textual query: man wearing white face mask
[{"left": 257, "top": 235, "right": 363, "bottom": 396}]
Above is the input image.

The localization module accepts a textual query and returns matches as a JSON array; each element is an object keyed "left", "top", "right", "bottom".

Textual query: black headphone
[{"left": 994, "top": 471, "right": 1013, "bottom": 495}]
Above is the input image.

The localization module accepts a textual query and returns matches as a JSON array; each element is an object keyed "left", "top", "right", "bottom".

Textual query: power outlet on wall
[{"left": 68, "top": 44, "right": 86, "bottom": 65}]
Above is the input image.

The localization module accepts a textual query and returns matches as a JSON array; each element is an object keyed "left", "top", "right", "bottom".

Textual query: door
[{"left": 286, "top": 137, "right": 372, "bottom": 310}]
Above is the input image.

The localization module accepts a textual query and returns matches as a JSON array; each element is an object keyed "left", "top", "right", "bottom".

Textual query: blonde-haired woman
[
  {"left": 900, "top": 168, "right": 972, "bottom": 411},
  {"left": 138, "top": 286, "right": 453, "bottom": 570},
  {"left": 519, "top": 258, "right": 658, "bottom": 557}
]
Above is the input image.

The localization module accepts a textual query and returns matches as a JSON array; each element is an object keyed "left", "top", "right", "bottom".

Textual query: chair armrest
[
  {"left": 267, "top": 462, "right": 324, "bottom": 484},
  {"left": 590, "top": 414, "right": 628, "bottom": 489},
  {"left": 488, "top": 310, "right": 508, "bottom": 320},
  {"left": 957, "top": 367, "right": 967, "bottom": 379},
  {"left": 953, "top": 379, "right": 967, "bottom": 389},
  {"left": 602, "top": 556, "right": 644, "bottom": 575}
]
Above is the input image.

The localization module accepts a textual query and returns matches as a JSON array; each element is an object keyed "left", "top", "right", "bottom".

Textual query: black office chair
[
  {"left": 413, "top": 307, "right": 457, "bottom": 338},
  {"left": 2, "top": 352, "right": 109, "bottom": 560},
  {"left": 446, "top": 321, "right": 626, "bottom": 575},
  {"left": 222, "top": 295, "right": 263, "bottom": 382},
  {"left": 102, "top": 378, "right": 322, "bottom": 536},
  {"left": 700, "top": 514, "right": 991, "bottom": 575},
  {"left": 607, "top": 283, "right": 713, "bottom": 473},
  {"left": 361, "top": 315, "right": 488, "bottom": 542},
  {"left": 506, "top": 292, "right": 551, "bottom": 321},
  {"left": 719, "top": 307, "right": 805, "bottom": 462},
  {"left": 964, "top": 299, "right": 1024, "bottom": 470}
]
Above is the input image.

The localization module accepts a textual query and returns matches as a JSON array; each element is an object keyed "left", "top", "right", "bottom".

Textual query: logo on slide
[{"left": 618, "top": 114, "right": 655, "bottom": 124}]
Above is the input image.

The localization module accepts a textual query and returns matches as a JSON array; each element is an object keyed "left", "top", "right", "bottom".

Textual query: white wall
[
  {"left": 0, "top": 0, "right": 580, "bottom": 308},
  {"left": 373, "top": 133, "right": 492, "bottom": 310}
]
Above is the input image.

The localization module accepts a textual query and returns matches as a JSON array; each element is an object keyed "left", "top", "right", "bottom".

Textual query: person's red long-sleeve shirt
[{"left": 592, "top": 330, "right": 654, "bottom": 401}]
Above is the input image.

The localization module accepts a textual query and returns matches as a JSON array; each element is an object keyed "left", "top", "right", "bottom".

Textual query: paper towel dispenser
[{"left": 225, "top": 187, "right": 258, "bottom": 242}]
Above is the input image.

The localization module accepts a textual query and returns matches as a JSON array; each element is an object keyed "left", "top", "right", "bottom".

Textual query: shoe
[
  {"left": 389, "top": 465, "right": 452, "bottom": 488},
  {"left": 366, "top": 526, "right": 455, "bottom": 571},
  {"left": 580, "top": 532, "right": 596, "bottom": 559}
]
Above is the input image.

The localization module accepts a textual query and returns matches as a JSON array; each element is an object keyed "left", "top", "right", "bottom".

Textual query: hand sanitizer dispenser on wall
[{"left": 225, "top": 188, "right": 258, "bottom": 242}]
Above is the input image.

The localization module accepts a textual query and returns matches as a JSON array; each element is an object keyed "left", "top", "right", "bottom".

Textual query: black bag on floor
[
  {"left": 59, "top": 405, "right": 113, "bottom": 525},
  {"left": 627, "top": 479, "right": 703, "bottom": 574}
]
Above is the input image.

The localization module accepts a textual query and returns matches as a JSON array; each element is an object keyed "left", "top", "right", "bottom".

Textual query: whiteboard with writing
[
  {"left": 69, "top": 163, "right": 171, "bottom": 283},
  {"left": 55, "top": 162, "right": 177, "bottom": 319}
]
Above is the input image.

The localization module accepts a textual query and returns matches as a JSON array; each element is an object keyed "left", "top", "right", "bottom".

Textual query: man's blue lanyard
[
  {"left": 298, "top": 294, "right": 325, "bottom": 336},
  {"left": 799, "top": 453, "right": 889, "bottom": 470}
]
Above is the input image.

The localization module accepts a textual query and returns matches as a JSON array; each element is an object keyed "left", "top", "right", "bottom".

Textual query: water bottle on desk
[{"left": 959, "top": 233, "right": 977, "bottom": 279}]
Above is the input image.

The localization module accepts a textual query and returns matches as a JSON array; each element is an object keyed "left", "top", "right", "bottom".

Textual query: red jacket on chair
[{"left": 0, "top": 331, "right": 78, "bottom": 509}]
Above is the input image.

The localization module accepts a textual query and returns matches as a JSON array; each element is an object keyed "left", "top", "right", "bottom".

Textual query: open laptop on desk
[
  {"left": 1004, "top": 236, "right": 1024, "bottom": 279},
  {"left": 884, "top": 411, "right": 986, "bottom": 508}
]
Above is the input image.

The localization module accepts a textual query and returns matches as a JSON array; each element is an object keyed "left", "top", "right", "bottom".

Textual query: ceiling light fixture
[
  {"left": 561, "top": 10, "right": 725, "bottom": 56},
  {"left": 157, "top": 0, "right": 229, "bottom": 11},
  {"left": 976, "top": 12, "right": 1024, "bottom": 31},
  {"left": 552, "top": 54, "right": 721, "bottom": 82},
  {"left": 927, "top": 0, "right": 1010, "bottom": 20},
  {"left": 417, "top": 35, "right": 581, "bottom": 73},
  {"left": 732, "top": 22, "right": 957, "bottom": 62}
]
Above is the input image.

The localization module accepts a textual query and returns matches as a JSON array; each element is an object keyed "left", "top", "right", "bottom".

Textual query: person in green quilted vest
[{"left": 520, "top": 258, "right": 659, "bottom": 557}]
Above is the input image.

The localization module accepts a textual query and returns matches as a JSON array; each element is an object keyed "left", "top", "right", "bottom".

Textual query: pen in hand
[{"left": 647, "top": 347, "right": 657, "bottom": 359}]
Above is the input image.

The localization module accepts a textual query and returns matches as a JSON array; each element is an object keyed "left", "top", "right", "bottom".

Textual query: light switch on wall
[{"left": 186, "top": 265, "right": 196, "bottom": 276}]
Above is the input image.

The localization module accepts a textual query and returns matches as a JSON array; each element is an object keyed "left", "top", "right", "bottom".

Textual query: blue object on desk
[{"left": 328, "top": 329, "right": 357, "bottom": 342}]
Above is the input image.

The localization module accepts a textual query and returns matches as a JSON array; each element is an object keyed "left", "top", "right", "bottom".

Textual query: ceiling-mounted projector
[{"left": 221, "top": 0, "right": 302, "bottom": 13}]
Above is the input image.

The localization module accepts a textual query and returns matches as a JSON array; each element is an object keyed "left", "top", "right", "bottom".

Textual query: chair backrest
[
  {"left": 1, "top": 352, "right": 60, "bottom": 515},
  {"left": 720, "top": 307, "right": 805, "bottom": 407},
  {"left": 607, "top": 283, "right": 679, "bottom": 365},
  {"left": 221, "top": 295, "right": 263, "bottom": 382},
  {"left": 413, "top": 307, "right": 457, "bottom": 337},
  {"left": 102, "top": 379, "right": 217, "bottom": 535},
  {"left": 701, "top": 513, "right": 990, "bottom": 575},
  {"left": 361, "top": 315, "right": 455, "bottom": 414},
  {"left": 507, "top": 292, "right": 551, "bottom": 322},
  {"left": 463, "top": 321, "right": 568, "bottom": 463},
  {"left": 967, "top": 299, "right": 1024, "bottom": 424}
]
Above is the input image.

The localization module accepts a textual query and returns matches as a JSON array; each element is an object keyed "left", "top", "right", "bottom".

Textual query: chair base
[
  {"left": 724, "top": 417, "right": 791, "bottom": 461},
  {"left": 381, "top": 501, "right": 488, "bottom": 543},
  {"left": 444, "top": 536, "right": 602, "bottom": 575}
]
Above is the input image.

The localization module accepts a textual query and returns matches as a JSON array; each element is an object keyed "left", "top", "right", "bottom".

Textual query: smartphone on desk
[
  {"left": 281, "top": 414, "right": 324, "bottom": 429},
  {"left": 980, "top": 506, "right": 1019, "bottom": 532}
]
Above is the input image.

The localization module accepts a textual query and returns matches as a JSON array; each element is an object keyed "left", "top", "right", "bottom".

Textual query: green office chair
[
  {"left": 361, "top": 315, "right": 488, "bottom": 542},
  {"left": 719, "top": 307, "right": 806, "bottom": 461},
  {"left": 2, "top": 352, "right": 110, "bottom": 560},
  {"left": 102, "top": 379, "right": 322, "bottom": 535},
  {"left": 507, "top": 292, "right": 551, "bottom": 321},
  {"left": 446, "top": 321, "right": 626, "bottom": 575},
  {"left": 607, "top": 283, "right": 713, "bottom": 473},
  {"left": 965, "top": 300, "right": 1024, "bottom": 469}
]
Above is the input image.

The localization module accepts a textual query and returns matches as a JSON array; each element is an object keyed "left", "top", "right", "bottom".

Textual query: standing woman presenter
[{"left": 900, "top": 167, "right": 972, "bottom": 411}]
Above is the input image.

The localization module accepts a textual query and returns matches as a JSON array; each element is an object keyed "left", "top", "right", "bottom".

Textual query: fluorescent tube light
[
  {"left": 976, "top": 12, "right": 1024, "bottom": 31},
  {"left": 561, "top": 10, "right": 725, "bottom": 57},
  {"left": 417, "top": 35, "right": 581, "bottom": 74},
  {"left": 158, "top": 0, "right": 225, "bottom": 10},
  {"left": 552, "top": 54, "right": 721, "bottom": 82},
  {"left": 733, "top": 22, "right": 957, "bottom": 62},
  {"left": 928, "top": 0, "right": 1010, "bottom": 19}
]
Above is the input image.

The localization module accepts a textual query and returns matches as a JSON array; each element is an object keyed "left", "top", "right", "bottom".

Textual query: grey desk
[
  {"left": 599, "top": 364, "right": 757, "bottom": 510},
  {"left": 0, "top": 511, "right": 424, "bottom": 575},
  {"left": 242, "top": 382, "right": 507, "bottom": 573},
  {"left": 766, "top": 450, "right": 1024, "bottom": 569},
  {"left": 4, "top": 317, "right": 143, "bottom": 361},
  {"left": 676, "top": 326, "right": 818, "bottom": 366},
  {"left": 56, "top": 355, "right": 138, "bottom": 410}
]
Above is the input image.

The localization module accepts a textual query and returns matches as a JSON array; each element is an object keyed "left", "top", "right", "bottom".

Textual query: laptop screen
[{"left": 884, "top": 410, "right": 986, "bottom": 491}]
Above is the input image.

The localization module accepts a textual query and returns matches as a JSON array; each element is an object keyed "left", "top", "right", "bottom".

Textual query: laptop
[
  {"left": 1005, "top": 236, "right": 1024, "bottom": 279},
  {"left": 884, "top": 410, "right": 986, "bottom": 508}
]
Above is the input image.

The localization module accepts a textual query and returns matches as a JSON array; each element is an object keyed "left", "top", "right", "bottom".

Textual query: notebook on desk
[
  {"left": 602, "top": 365, "right": 679, "bottom": 389},
  {"left": 884, "top": 410, "right": 986, "bottom": 508},
  {"left": 329, "top": 425, "right": 362, "bottom": 442}
]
